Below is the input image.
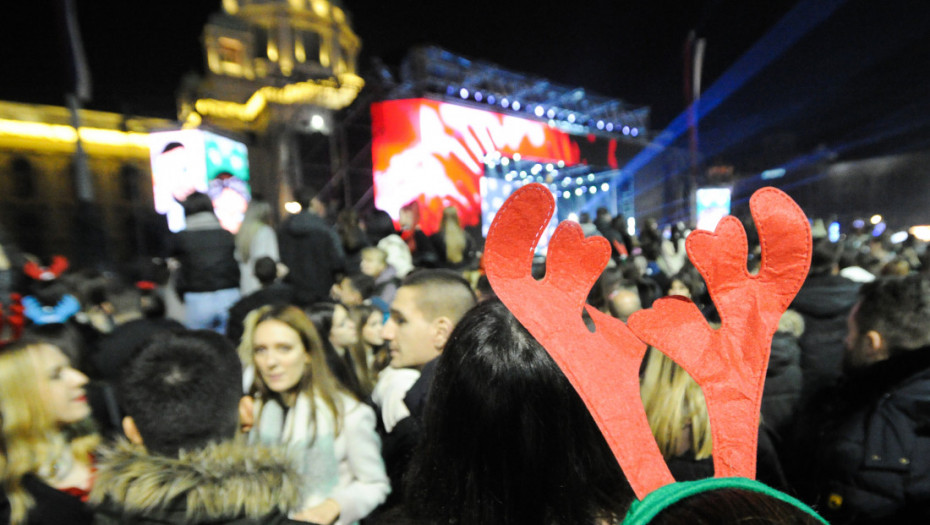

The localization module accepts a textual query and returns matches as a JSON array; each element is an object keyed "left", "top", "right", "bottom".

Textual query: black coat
[
  {"left": 277, "top": 213, "right": 345, "bottom": 306},
  {"left": 171, "top": 213, "right": 240, "bottom": 295},
  {"left": 0, "top": 475, "right": 94, "bottom": 525},
  {"left": 788, "top": 347, "right": 930, "bottom": 524},
  {"left": 790, "top": 274, "right": 861, "bottom": 401}
]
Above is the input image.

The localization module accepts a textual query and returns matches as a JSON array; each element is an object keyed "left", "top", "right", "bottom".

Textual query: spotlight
[
  {"left": 601, "top": 183, "right": 610, "bottom": 191},
  {"left": 545, "top": 163, "right": 554, "bottom": 171},
  {"left": 520, "top": 171, "right": 527, "bottom": 178},
  {"left": 561, "top": 178, "right": 570, "bottom": 187},
  {"left": 501, "top": 97, "right": 510, "bottom": 108},
  {"left": 474, "top": 91, "right": 483, "bottom": 102},
  {"left": 596, "top": 120, "right": 605, "bottom": 130},
  {"left": 567, "top": 113, "right": 576, "bottom": 123},
  {"left": 546, "top": 108, "right": 556, "bottom": 118},
  {"left": 870, "top": 214, "right": 882, "bottom": 225},
  {"left": 446, "top": 86, "right": 455, "bottom": 96},
  {"left": 575, "top": 188, "right": 584, "bottom": 196},
  {"left": 622, "top": 126, "right": 630, "bottom": 135},
  {"left": 531, "top": 164, "right": 542, "bottom": 175},
  {"left": 605, "top": 123, "right": 614, "bottom": 131},
  {"left": 575, "top": 177, "right": 584, "bottom": 184},
  {"left": 513, "top": 153, "right": 522, "bottom": 161},
  {"left": 512, "top": 101, "right": 522, "bottom": 111},
  {"left": 589, "top": 186, "right": 597, "bottom": 194},
  {"left": 487, "top": 94, "right": 496, "bottom": 105},
  {"left": 534, "top": 106, "right": 545, "bottom": 117},
  {"left": 567, "top": 212, "right": 579, "bottom": 222},
  {"left": 557, "top": 160, "right": 565, "bottom": 168},
  {"left": 459, "top": 88, "right": 469, "bottom": 99},
  {"left": 631, "top": 128, "right": 639, "bottom": 137},
  {"left": 562, "top": 191, "right": 571, "bottom": 199},
  {"left": 501, "top": 157, "right": 510, "bottom": 166},
  {"left": 587, "top": 174, "right": 595, "bottom": 181}
]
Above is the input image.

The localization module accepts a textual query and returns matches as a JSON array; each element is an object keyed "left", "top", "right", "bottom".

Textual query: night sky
[{"left": 2, "top": 1, "right": 929, "bottom": 160}]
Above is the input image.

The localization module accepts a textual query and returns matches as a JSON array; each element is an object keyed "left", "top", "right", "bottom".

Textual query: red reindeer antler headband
[{"left": 484, "top": 184, "right": 811, "bottom": 500}]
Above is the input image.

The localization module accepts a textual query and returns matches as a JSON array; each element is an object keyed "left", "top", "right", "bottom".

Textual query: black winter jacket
[
  {"left": 171, "top": 213, "right": 240, "bottom": 295},
  {"left": 789, "top": 347, "right": 930, "bottom": 524},
  {"left": 790, "top": 274, "right": 861, "bottom": 401},
  {"left": 277, "top": 212, "right": 345, "bottom": 306}
]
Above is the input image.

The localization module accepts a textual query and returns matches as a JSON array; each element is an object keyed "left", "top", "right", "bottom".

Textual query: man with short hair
[
  {"left": 278, "top": 186, "right": 345, "bottom": 306},
  {"left": 376, "top": 269, "right": 476, "bottom": 513},
  {"left": 89, "top": 330, "right": 302, "bottom": 524},
  {"left": 788, "top": 274, "right": 930, "bottom": 523}
]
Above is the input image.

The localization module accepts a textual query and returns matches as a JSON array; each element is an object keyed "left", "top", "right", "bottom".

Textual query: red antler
[
  {"left": 627, "top": 187, "right": 811, "bottom": 479},
  {"left": 485, "top": 183, "right": 673, "bottom": 498}
]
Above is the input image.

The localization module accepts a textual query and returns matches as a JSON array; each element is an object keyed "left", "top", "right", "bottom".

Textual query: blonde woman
[
  {"left": 239, "top": 304, "right": 389, "bottom": 525},
  {"left": 235, "top": 199, "right": 279, "bottom": 295},
  {"left": 0, "top": 337, "right": 98, "bottom": 525},
  {"left": 640, "top": 347, "right": 713, "bottom": 481},
  {"left": 431, "top": 206, "right": 476, "bottom": 271}
]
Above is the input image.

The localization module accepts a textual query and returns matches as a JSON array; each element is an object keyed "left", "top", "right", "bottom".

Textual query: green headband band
[{"left": 621, "top": 477, "right": 828, "bottom": 525}]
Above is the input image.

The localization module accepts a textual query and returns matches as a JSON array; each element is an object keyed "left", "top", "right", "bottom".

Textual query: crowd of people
[{"left": 0, "top": 184, "right": 928, "bottom": 524}]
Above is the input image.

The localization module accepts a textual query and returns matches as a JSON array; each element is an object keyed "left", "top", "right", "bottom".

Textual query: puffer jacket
[
  {"left": 172, "top": 212, "right": 240, "bottom": 295},
  {"left": 277, "top": 212, "right": 345, "bottom": 306},
  {"left": 789, "top": 347, "right": 930, "bottom": 524},
  {"left": 90, "top": 439, "right": 303, "bottom": 525}
]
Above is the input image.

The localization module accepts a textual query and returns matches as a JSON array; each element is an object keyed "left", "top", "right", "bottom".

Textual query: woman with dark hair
[
  {"left": 336, "top": 209, "right": 370, "bottom": 275},
  {"left": 306, "top": 302, "right": 367, "bottom": 400},
  {"left": 399, "top": 299, "right": 632, "bottom": 524}
]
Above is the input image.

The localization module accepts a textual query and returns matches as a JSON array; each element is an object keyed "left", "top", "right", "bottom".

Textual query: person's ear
[
  {"left": 432, "top": 317, "right": 454, "bottom": 352},
  {"left": 122, "top": 416, "right": 144, "bottom": 446},
  {"left": 239, "top": 395, "right": 254, "bottom": 433},
  {"left": 865, "top": 330, "right": 889, "bottom": 362}
]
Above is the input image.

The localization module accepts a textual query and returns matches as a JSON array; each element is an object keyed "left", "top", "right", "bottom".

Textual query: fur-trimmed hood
[{"left": 90, "top": 439, "right": 301, "bottom": 524}]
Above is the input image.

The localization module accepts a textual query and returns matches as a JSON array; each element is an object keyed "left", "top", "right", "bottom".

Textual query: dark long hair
[
  {"left": 404, "top": 300, "right": 632, "bottom": 524},
  {"left": 305, "top": 302, "right": 365, "bottom": 400}
]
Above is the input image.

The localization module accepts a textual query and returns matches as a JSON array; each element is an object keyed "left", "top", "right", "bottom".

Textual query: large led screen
[
  {"left": 149, "top": 130, "right": 250, "bottom": 233},
  {"left": 371, "top": 99, "right": 581, "bottom": 235}
]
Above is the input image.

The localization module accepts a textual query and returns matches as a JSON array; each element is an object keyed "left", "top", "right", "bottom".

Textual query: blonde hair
[
  {"left": 440, "top": 206, "right": 467, "bottom": 265},
  {"left": 239, "top": 305, "right": 345, "bottom": 437},
  {"left": 640, "top": 347, "right": 712, "bottom": 460},
  {"left": 0, "top": 340, "right": 98, "bottom": 525},
  {"left": 235, "top": 200, "right": 273, "bottom": 261}
]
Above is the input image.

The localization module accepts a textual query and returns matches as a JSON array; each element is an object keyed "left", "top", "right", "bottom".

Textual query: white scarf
[{"left": 250, "top": 393, "right": 341, "bottom": 511}]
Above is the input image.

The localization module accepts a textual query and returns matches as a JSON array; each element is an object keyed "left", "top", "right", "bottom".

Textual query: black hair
[
  {"left": 648, "top": 487, "right": 823, "bottom": 524},
  {"left": 854, "top": 274, "right": 930, "bottom": 353},
  {"left": 180, "top": 192, "right": 215, "bottom": 217},
  {"left": 253, "top": 256, "right": 278, "bottom": 286},
  {"left": 345, "top": 273, "right": 375, "bottom": 300},
  {"left": 305, "top": 302, "right": 365, "bottom": 400},
  {"left": 118, "top": 330, "right": 242, "bottom": 456},
  {"left": 363, "top": 209, "right": 398, "bottom": 244},
  {"left": 295, "top": 186, "right": 318, "bottom": 209},
  {"left": 809, "top": 238, "right": 841, "bottom": 276},
  {"left": 405, "top": 300, "right": 632, "bottom": 524},
  {"left": 161, "top": 142, "right": 185, "bottom": 154}
]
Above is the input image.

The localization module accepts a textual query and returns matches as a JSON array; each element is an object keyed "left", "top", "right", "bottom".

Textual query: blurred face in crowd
[
  {"left": 383, "top": 286, "right": 440, "bottom": 370},
  {"left": 38, "top": 345, "right": 91, "bottom": 425},
  {"left": 253, "top": 319, "right": 309, "bottom": 401},
  {"left": 843, "top": 301, "right": 885, "bottom": 371},
  {"left": 668, "top": 279, "right": 691, "bottom": 299},
  {"left": 360, "top": 254, "right": 386, "bottom": 278},
  {"left": 363, "top": 310, "right": 384, "bottom": 347},
  {"left": 330, "top": 304, "right": 358, "bottom": 349}
]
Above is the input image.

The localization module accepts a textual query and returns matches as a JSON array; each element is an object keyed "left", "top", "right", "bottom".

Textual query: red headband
[
  {"left": 484, "top": 184, "right": 811, "bottom": 499},
  {"left": 23, "top": 255, "right": 69, "bottom": 281}
]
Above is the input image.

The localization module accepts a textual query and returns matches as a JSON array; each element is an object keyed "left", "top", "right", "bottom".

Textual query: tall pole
[{"left": 60, "top": 0, "right": 108, "bottom": 268}]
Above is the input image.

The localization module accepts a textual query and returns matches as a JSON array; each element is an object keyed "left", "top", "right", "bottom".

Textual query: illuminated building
[
  {"left": 0, "top": 101, "right": 173, "bottom": 261},
  {"left": 179, "top": 0, "right": 363, "bottom": 207}
]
